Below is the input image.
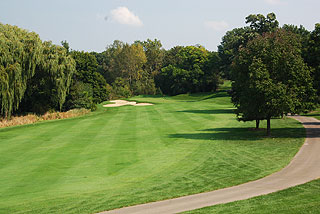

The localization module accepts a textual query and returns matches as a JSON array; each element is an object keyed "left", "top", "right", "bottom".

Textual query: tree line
[
  {"left": 1, "top": 13, "right": 320, "bottom": 136},
  {"left": 0, "top": 25, "right": 222, "bottom": 118}
]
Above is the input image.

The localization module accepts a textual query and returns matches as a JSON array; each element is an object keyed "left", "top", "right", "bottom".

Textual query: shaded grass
[
  {"left": 302, "top": 107, "right": 320, "bottom": 120},
  {"left": 185, "top": 179, "right": 320, "bottom": 214},
  {"left": 0, "top": 91, "right": 305, "bottom": 213}
]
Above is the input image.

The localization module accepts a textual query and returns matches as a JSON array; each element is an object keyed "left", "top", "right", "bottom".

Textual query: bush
[
  {"left": 111, "top": 78, "right": 133, "bottom": 98},
  {"left": 64, "top": 81, "right": 96, "bottom": 110}
]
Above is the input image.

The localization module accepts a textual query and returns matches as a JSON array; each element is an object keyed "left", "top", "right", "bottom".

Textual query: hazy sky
[{"left": 1, "top": 0, "right": 319, "bottom": 52}]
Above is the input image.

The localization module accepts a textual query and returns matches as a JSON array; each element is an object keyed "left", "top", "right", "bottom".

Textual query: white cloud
[
  {"left": 264, "top": 0, "right": 286, "bottom": 5},
  {"left": 110, "top": 7, "right": 143, "bottom": 27},
  {"left": 204, "top": 21, "right": 229, "bottom": 31}
]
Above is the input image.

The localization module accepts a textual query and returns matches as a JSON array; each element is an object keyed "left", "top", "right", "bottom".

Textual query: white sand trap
[
  {"left": 103, "top": 100, "right": 153, "bottom": 107},
  {"left": 135, "top": 103, "right": 154, "bottom": 106}
]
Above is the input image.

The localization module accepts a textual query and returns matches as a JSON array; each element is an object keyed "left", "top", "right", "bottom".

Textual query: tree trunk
[
  {"left": 267, "top": 117, "right": 271, "bottom": 136},
  {"left": 255, "top": 120, "right": 260, "bottom": 129}
]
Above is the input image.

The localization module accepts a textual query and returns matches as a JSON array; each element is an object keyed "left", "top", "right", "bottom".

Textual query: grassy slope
[
  {"left": 0, "top": 90, "right": 305, "bottom": 213},
  {"left": 302, "top": 108, "right": 320, "bottom": 120},
  {"left": 185, "top": 179, "right": 320, "bottom": 214}
]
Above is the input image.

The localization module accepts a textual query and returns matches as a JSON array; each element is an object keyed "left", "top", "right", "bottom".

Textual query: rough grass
[
  {"left": 185, "top": 179, "right": 320, "bottom": 214},
  {"left": 0, "top": 91, "right": 305, "bottom": 213},
  {"left": 0, "top": 109, "right": 90, "bottom": 128}
]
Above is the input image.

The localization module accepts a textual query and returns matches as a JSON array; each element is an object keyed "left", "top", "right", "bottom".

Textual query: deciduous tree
[
  {"left": 232, "top": 29, "right": 316, "bottom": 135},
  {"left": 21, "top": 41, "right": 75, "bottom": 113},
  {"left": 219, "top": 13, "right": 279, "bottom": 79},
  {"left": 70, "top": 51, "right": 109, "bottom": 104},
  {"left": 158, "top": 45, "right": 221, "bottom": 95}
]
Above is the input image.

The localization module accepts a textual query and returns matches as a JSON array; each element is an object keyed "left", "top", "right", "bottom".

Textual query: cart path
[{"left": 98, "top": 116, "right": 320, "bottom": 214}]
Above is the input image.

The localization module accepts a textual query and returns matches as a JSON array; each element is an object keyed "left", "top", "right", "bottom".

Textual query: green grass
[
  {"left": 185, "top": 179, "right": 320, "bottom": 214},
  {"left": 302, "top": 107, "right": 320, "bottom": 120},
  {"left": 0, "top": 90, "right": 305, "bottom": 213}
]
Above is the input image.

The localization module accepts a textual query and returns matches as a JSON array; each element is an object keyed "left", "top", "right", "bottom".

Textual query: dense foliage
[
  {"left": 230, "top": 17, "right": 317, "bottom": 135},
  {"left": 0, "top": 23, "right": 75, "bottom": 118},
  {"left": 306, "top": 24, "right": 320, "bottom": 97},
  {"left": 157, "top": 45, "right": 221, "bottom": 95},
  {"left": 64, "top": 51, "right": 109, "bottom": 110},
  {"left": 218, "top": 13, "right": 279, "bottom": 79},
  {"left": 93, "top": 40, "right": 221, "bottom": 98},
  {"left": 100, "top": 40, "right": 158, "bottom": 97},
  {"left": 20, "top": 41, "right": 75, "bottom": 114},
  {"left": 0, "top": 24, "right": 222, "bottom": 118}
]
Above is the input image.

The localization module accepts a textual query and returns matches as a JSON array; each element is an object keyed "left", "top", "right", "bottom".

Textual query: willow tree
[
  {"left": 21, "top": 41, "right": 75, "bottom": 113},
  {"left": 0, "top": 23, "right": 75, "bottom": 116},
  {"left": 0, "top": 23, "right": 42, "bottom": 118}
]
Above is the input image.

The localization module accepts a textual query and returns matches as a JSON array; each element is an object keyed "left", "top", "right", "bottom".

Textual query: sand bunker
[{"left": 103, "top": 100, "right": 154, "bottom": 107}]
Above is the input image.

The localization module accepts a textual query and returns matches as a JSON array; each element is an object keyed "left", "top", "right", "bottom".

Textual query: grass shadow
[
  {"left": 169, "top": 127, "right": 306, "bottom": 142},
  {"left": 201, "top": 91, "right": 230, "bottom": 100},
  {"left": 182, "top": 92, "right": 231, "bottom": 102},
  {"left": 301, "top": 122, "right": 320, "bottom": 126},
  {"left": 303, "top": 114, "right": 320, "bottom": 117},
  {"left": 177, "top": 109, "right": 234, "bottom": 114}
]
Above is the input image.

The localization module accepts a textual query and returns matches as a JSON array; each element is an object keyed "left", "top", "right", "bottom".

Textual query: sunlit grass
[
  {"left": 0, "top": 90, "right": 304, "bottom": 213},
  {"left": 185, "top": 179, "right": 320, "bottom": 214},
  {"left": 0, "top": 109, "right": 90, "bottom": 128}
]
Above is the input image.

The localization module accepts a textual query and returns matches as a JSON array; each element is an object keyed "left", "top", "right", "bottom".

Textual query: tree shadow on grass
[
  {"left": 201, "top": 92, "right": 230, "bottom": 100},
  {"left": 301, "top": 122, "right": 320, "bottom": 126},
  {"left": 304, "top": 114, "right": 320, "bottom": 117},
  {"left": 168, "top": 127, "right": 307, "bottom": 142},
  {"left": 176, "top": 109, "right": 234, "bottom": 114},
  {"left": 178, "top": 92, "right": 231, "bottom": 102}
]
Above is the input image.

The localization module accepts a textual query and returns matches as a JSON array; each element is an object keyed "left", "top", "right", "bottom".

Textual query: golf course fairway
[{"left": 0, "top": 91, "right": 305, "bottom": 213}]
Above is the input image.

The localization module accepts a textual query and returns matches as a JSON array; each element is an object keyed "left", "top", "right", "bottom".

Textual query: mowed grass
[
  {"left": 302, "top": 107, "right": 320, "bottom": 120},
  {"left": 185, "top": 179, "right": 320, "bottom": 214},
  {"left": 0, "top": 90, "right": 305, "bottom": 213}
]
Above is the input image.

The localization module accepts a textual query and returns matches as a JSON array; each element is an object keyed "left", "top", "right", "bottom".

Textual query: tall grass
[{"left": 0, "top": 109, "right": 90, "bottom": 128}]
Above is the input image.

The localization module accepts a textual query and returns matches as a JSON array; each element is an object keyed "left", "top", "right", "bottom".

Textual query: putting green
[{"left": 0, "top": 91, "right": 305, "bottom": 213}]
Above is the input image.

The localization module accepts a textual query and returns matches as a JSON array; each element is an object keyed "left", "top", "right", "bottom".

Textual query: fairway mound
[{"left": 103, "top": 100, "right": 153, "bottom": 107}]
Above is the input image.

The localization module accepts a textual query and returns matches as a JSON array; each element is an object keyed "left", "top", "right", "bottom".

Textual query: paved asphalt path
[{"left": 98, "top": 116, "right": 320, "bottom": 214}]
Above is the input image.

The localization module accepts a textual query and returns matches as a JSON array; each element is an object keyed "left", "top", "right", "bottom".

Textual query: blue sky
[{"left": 1, "top": 0, "right": 319, "bottom": 52}]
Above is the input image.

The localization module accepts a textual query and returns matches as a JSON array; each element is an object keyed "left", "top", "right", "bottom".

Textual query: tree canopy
[
  {"left": 0, "top": 23, "right": 75, "bottom": 117},
  {"left": 219, "top": 13, "right": 279, "bottom": 79},
  {"left": 158, "top": 45, "right": 221, "bottom": 95},
  {"left": 67, "top": 51, "right": 109, "bottom": 106},
  {"left": 20, "top": 41, "right": 75, "bottom": 114},
  {"left": 306, "top": 24, "right": 320, "bottom": 98},
  {"left": 232, "top": 29, "right": 316, "bottom": 135}
]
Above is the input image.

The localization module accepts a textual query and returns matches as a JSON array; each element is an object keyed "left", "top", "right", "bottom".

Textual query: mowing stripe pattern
[{"left": 0, "top": 92, "right": 305, "bottom": 213}]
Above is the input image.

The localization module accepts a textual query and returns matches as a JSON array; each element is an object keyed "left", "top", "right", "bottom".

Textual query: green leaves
[
  {"left": 158, "top": 45, "right": 221, "bottom": 95},
  {"left": 0, "top": 23, "right": 76, "bottom": 117},
  {"left": 245, "top": 12, "right": 279, "bottom": 34},
  {"left": 232, "top": 29, "right": 316, "bottom": 133},
  {"left": 0, "top": 23, "right": 42, "bottom": 118},
  {"left": 68, "top": 51, "right": 108, "bottom": 105}
]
